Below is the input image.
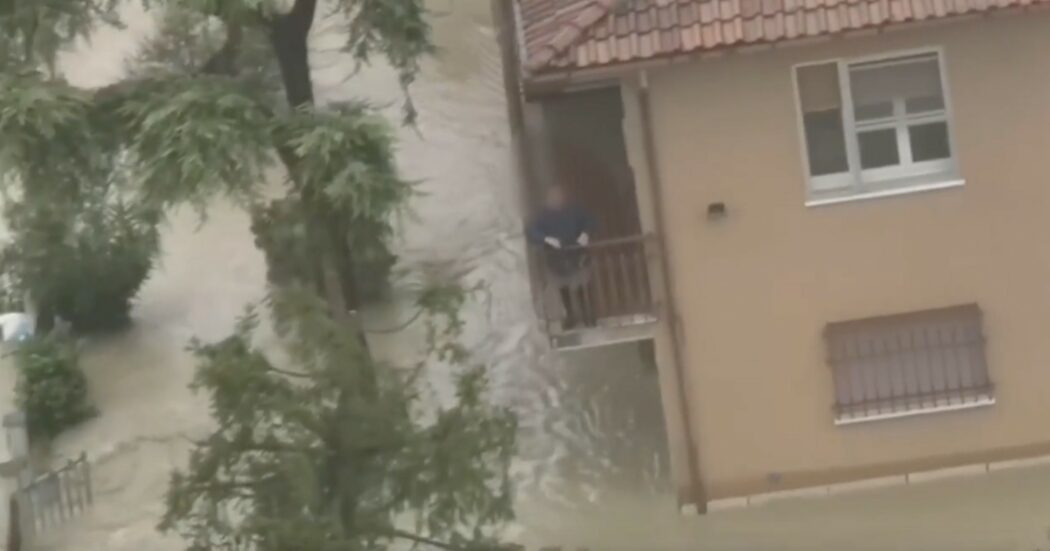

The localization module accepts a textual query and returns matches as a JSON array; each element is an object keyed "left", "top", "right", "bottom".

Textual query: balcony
[{"left": 535, "top": 234, "right": 659, "bottom": 350}]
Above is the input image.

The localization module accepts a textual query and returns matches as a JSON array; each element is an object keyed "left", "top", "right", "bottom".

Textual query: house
[{"left": 494, "top": 0, "right": 1050, "bottom": 512}]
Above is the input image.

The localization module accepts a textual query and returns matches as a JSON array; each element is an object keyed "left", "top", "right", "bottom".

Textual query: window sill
[
  {"left": 834, "top": 396, "right": 995, "bottom": 426},
  {"left": 806, "top": 179, "right": 965, "bottom": 208}
]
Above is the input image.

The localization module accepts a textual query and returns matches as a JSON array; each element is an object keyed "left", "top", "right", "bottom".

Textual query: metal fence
[
  {"left": 826, "top": 304, "right": 994, "bottom": 423},
  {"left": 14, "top": 452, "right": 93, "bottom": 545}
]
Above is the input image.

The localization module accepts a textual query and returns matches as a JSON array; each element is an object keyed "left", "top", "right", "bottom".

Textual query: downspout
[
  {"left": 492, "top": 0, "right": 538, "bottom": 201},
  {"left": 492, "top": 0, "right": 548, "bottom": 324},
  {"left": 636, "top": 70, "right": 708, "bottom": 513}
]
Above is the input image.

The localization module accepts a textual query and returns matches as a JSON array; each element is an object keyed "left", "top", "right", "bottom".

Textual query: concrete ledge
[
  {"left": 747, "top": 485, "right": 829, "bottom": 506},
  {"left": 907, "top": 463, "right": 988, "bottom": 484},
  {"left": 705, "top": 497, "right": 748, "bottom": 512},
  {"left": 827, "top": 474, "right": 907, "bottom": 495},
  {"left": 706, "top": 452, "right": 1050, "bottom": 513},
  {"left": 988, "top": 455, "right": 1050, "bottom": 472}
]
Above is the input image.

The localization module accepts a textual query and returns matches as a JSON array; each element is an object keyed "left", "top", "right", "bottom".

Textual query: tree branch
[
  {"left": 265, "top": 364, "right": 313, "bottom": 379},
  {"left": 287, "top": 0, "right": 319, "bottom": 33},
  {"left": 386, "top": 529, "right": 468, "bottom": 551},
  {"left": 200, "top": 20, "right": 243, "bottom": 76}
]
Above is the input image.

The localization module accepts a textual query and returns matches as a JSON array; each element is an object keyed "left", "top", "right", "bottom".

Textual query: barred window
[{"left": 825, "top": 304, "right": 994, "bottom": 425}]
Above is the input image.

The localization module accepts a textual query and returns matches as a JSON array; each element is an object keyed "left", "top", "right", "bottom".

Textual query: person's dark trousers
[{"left": 559, "top": 285, "right": 595, "bottom": 329}]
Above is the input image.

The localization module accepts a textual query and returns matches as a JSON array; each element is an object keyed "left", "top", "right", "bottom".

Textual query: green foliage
[
  {"left": 1, "top": 197, "right": 159, "bottom": 333},
  {"left": 0, "top": 72, "right": 104, "bottom": 188},
  {"left": 279, "top": 104, "right": 410, "bottom": 216},
  {"left": 142, "top": 0, "right": 282, "bottom": 19},
  {"left": 0, "top": 0, "right": 121, "bottom": 72},
  {"left": 14, "top": 335, "right": 96, "bottom": 441},
  {"left": 117, "top": 75, "right": 275, "bottom": 209},
  {"left": 160, "top": 289, "right": 517, "bottom": 551},
  {"left": 132, "top": 6, "right": 282, "bottom": 98},
  {"left": 0, "top": 2, "right": 518, "bottom": 549},
  {"left": 0, "top": 274, "right": 23, "bottom": 313},
  {"left": 0, "top": 0, "right": 436, "bottom": 323},
  {"left": 0, "top": 71, "right": 156, "bottom": 332},
  {"left": 251, "top": 195, "right": 396, "bottom": 304},
  {"left": 337, "top": 0, "right": 434, "bottom": 122}
]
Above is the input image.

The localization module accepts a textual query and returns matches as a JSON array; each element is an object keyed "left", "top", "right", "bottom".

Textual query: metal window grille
[{"left": 825, "top": 304, "right": 994, "bottom": 424}]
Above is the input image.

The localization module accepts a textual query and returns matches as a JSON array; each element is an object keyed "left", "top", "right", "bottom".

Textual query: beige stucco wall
[
  {"left": 620, "top": 81, "right": 700, "bottom": 506},
  {"left": 631, "top": 12, "right": 1050, "bottom": 499}
]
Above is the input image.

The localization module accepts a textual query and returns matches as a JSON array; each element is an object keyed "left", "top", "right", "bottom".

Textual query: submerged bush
[
  {"left": 1, "top": 199, "right": 159, "bottom": 334},
  {"left": 14, "top": 335, "right": 96, "bottom": 440}
]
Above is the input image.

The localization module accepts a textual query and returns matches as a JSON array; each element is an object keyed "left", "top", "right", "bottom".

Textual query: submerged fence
[{"left": 11, "top": 452, "right": 93, "bottom": 548}]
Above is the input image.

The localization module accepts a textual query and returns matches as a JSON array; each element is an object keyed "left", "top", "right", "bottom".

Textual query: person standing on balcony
[{"left": 527, "top": 185, "right": 597, "bottom": 329}]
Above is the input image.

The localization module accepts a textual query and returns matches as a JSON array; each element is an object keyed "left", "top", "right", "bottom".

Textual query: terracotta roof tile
[{"left": 517, "top": 0, "right": 1050, "bottom": 74}]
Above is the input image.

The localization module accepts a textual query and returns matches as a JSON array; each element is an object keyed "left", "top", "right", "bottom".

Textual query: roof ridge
[{"left": 526, "top": 0, "right": 617, "bottom": 71}]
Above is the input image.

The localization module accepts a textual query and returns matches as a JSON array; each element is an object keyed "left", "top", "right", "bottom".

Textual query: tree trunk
[
  {"left": 268, "top": 0, "right": 357, "bottom": 324},
  {"left": 270, "top": 0, "right": 317, "bottom": 109}
]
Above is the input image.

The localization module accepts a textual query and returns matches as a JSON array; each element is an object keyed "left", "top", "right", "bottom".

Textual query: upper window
[{"left": 795, "top": 51, "right": 958, "bottom": 201}]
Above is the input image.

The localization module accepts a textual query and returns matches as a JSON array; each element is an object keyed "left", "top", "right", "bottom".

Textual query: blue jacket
[{"left": 527, "top": 205, "right": 596, "bottom": 277}]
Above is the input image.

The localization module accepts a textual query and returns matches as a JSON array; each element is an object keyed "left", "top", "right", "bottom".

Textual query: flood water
[{"left": 31, "top": 2, "right": 1050, "bottom": 550}]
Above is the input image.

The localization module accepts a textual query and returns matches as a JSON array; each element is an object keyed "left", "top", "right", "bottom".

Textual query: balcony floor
[{"left": 549, "top": 314, "right": 657, "bottom": 351}]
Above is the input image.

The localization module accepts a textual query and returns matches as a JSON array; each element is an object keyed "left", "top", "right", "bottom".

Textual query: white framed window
[{"left": 794, "top": 50, "right": 960, "bottom": 204}]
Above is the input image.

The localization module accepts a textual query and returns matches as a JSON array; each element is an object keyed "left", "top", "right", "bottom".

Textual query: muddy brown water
[{"left": 27, "top": 2, "right": 1050, "bottom": 550}]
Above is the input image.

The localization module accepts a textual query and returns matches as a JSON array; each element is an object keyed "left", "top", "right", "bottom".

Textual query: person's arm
[
  {"left": 575, "top": 207, "right": 597, "bottom": 246},
  {"left": 526, "top": 217, "right": 545, "bottom": 245},
  {"left": 527, "top": 215, "right": 561, "bottom": 248}
]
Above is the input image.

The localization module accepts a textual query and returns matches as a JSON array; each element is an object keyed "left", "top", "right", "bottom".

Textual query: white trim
[
  {"left": 833, "top": 395, "right": 995, "bottom": 426},
  {"left": 861, "top": 158, "right": 954, "bottom": 184},
  {"left": 838, "top": 58, "right": 863, "bottom": 187},
  {"left": 841, "top": 45, "right": 947, "bottom": 68},
  {"left": 805, "top": 178, "right": 965, "bottom": 207}
]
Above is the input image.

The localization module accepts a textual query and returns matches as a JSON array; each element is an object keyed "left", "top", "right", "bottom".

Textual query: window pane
[
  {"left": 797, "top": 63, "right": 841, "bottom": 112},
  {"left": 858, "top": 129, "right": 900, "bottom": 169},
  {"left": 905, "top": 95, "right": 945, "bottom": 114},
  {"left": 850, "top": 55, "right": 944, "bottom": 112},
  {"left": 803, "top": 110, "right": 849, "bottom": 176},
  {"left": 855, "top": 101, "right": 893, "bottom": 121},
  {"left": 797, "top": 63, "right": 849, "bottom": 176},
  {"left": 909, "top": 122, "right": 951, "bottom": 162}
]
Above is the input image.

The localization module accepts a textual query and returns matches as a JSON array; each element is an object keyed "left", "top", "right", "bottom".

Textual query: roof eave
[{"left": 522, "top": 6, "right": 1048, "bottom": 98}]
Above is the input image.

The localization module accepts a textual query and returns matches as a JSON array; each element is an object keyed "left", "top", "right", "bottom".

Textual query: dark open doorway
[{"left": 538, "top": 87, "right": 642, "bottom": 240}]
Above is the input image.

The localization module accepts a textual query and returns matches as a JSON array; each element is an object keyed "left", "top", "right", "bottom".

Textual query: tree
[
  {"left": 0, "top": 48, "right": 160, "bottom": 332},
  {"left": 0, "top": 0, "right": 431, "bottom": 329},
  {"left": 0, "top": 0, "right": 519, "bottom": 548},
  {"left": 160, "top": 287, "right": 517, "bottom": 551}
]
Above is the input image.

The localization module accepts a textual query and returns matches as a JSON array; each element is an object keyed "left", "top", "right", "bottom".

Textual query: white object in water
[{"left": 0, "top": 313, "right": 34, "bottom": 343}]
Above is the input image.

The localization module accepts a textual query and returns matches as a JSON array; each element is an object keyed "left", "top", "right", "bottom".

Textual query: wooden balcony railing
[{"left": 536, "top": 234, "right": 658, "bottom": 334}]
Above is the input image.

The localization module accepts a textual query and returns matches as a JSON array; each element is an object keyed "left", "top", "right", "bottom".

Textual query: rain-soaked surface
[{"left": 27, "top": 2, "right": 1050, "bottom": 550}]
